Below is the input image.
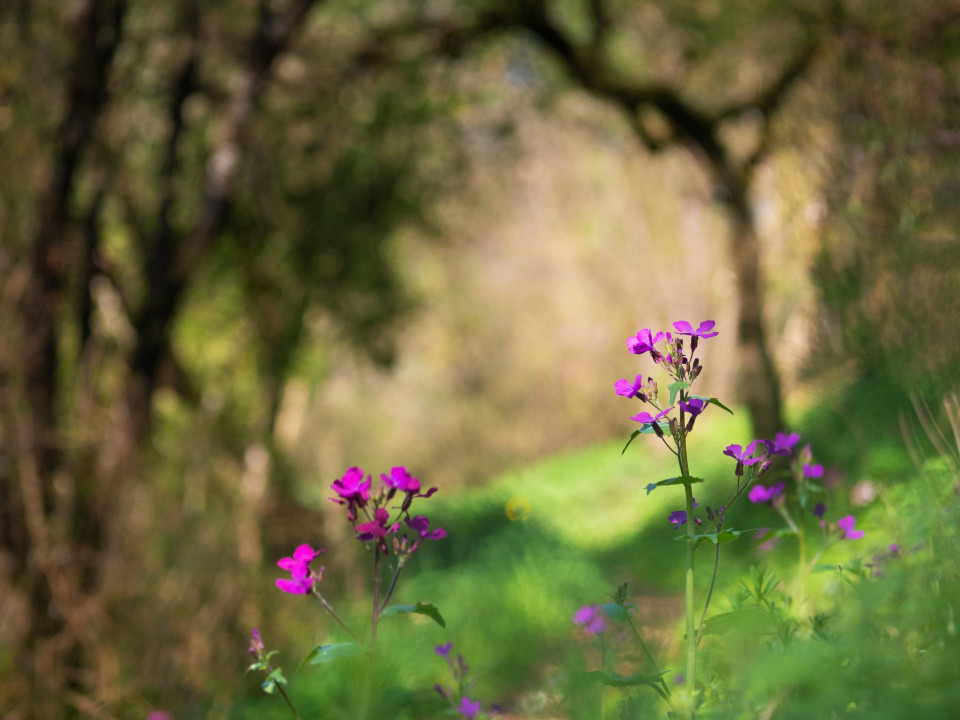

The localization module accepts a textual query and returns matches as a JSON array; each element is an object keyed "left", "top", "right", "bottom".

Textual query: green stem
[
  {"left": 625, "top": 614, "right": 671, "bottom": 700},
  {"left": 277, "top": 682, "right": 301, "bottom": 720},
  {"left": 313, "top": 590, "right": 360, "bottom": 642},
  {"left": 679, "top": 422, "right": 696, "bottom": 715},
  {"left": 358, "top": 551, "right": 382, "bottom": 720},
  {"left": 695, "top": 541, "right": 720, "bottom": 647}
]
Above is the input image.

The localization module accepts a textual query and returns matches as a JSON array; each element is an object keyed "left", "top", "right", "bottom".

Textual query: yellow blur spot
[{"left": 505, "top": 496, "right": 532, "bottom": 521}]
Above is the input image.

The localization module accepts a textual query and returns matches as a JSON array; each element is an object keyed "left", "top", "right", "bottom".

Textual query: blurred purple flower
[
  {"left": 748, "top": 482, "right": 785, "bottom": 504},
  {"left": 381, "top": 466, "right": 421, "bottom": 494},
  {"left": 147, "top": 713, "right": 173, "bottom": 720},
  {"left": 356, "top": 508, "right": 398, "bottom": 542},
  {"left": 803, "top": 463, "right": 824, "bottom": 479},
  {"left": 249, "top": 628, "right": 264, "bottom": 657},
  {"left": 330, "top": 467, "right": 372, "bottom": 519},
  {"left": 672, "top": 320, "right": 719, "bottom": 339},
  {"left": 669, "top": 510, "right": 687, "bottom": 527},
  {"left": 572, "top": 604, "right": 606, "bottom": 635},
  {"left": 767, "top": 432, "right": 801, "bottom": 455},
  {"left": 837, "top": 515, "right": 864, "bottom": 540},
  {"left": 458, "top": 697, "right": 482, "bottom": 718},
  {"left": 406, "top": 514, "right": 447, "bottom": 540},
  {"left": 813, "top": 502, "right": 827, "bottom": 519},
  {"left": 435, "top": 642, "right": 453, "bottom": 659}
]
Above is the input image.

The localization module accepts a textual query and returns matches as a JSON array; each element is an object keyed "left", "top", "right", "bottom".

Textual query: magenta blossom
[
  {"left": 724, "top": 441, "right": 764, "bottom": 476},
  {"left": 627, "top": 328, "right": 667, "bottom": 356},
  {"left": 803, "top": 463, "right": 824, "bottom": 479},
  {"left": 458, "top": 697, "right": 482, "bottom": 719},
  {"left": 615, "top": 374, "right": 645, "bottom": 399},
  {"left": 631, "top": 406, "right": 673, "bottom": 427},
  {"left": 837, "top": 515, "right": 865, "bottom": 540},
  {"left": 276, "top": 544, "right": 324, "bottom": 595},
  {"left": 672, "top": 320, "right": 719, "bottom": 339},
  {"left": 768, "top": 431, "right": 801, "bottom": 455},
  {"left": 406, "top": 514, "right": 447, "bottom": 540},
  {"left": 748, "top": 481, "right": 785, "bottom": 504},
  {"left": 330, "top": 467, "right": 372, "bottom": 520},
  {"left": 381, "top": 466, "right": 421, "bottom": 493},
  {"left": 356, "top": 507, "right": 398, "bottom": 542},
  {"left": 572, "top": 604, "right": 606, "bottom": 635}
]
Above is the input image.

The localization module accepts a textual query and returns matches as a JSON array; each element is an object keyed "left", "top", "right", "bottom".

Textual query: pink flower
[
  {"left": 837, "top": 515, "right": 864, "bottom": 539},
  {"left": 276, "top": 544, "right": 324, "bottom": 594}
]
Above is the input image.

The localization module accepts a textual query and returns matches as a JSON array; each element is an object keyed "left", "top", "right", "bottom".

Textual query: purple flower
[
  {"left": 630, "top": 406, "right": 673, "bottom": 427},
  {"left": 249, "top": 628, "right": 264, "bottom": 657},
  {"left": 406, "top": 514, "right": 447, "bottom": 540},
  {"left": 837, "top": 515, "right": 864, "bottom": 540},
  {"left": 672, "top": 320, "right": 719, "bottom": 339},
  {"left": 458, "top": 697, "right": 482, "bottom": 718},
  {"left": 748, "top": 482, "right": 785, "bottom": 504},
  {"left": 803, "top": 463, "right": 824, "bottom": 479},
  {"left": 435, "top": 642, "right": 453, "bottom": 659},
  {"left": 572, "top": 604, "right": 606, "bottom": 635},
  {"left": 356, "top": 507, "right": 398, "bottom": 542},
  {"left": 627, "top": 328, "right": 666, "bottom": 356},
  {"left": 276, "top": 544, "right": 324, "bottom": 594},
  {"left": 678, "top": 397, "right": 707, "bottom": 417},
  {"left": 381, "top": 466, "right": 421, "bottom": 494},
  {"left": 668, "top": 510, "right": 688, "bottom": 527},
  {"left": 724, "top": 441, "right": 764, "bottom": 476},
  {"left": 330, "top": 467, "right": 372, "bottom": 520},
  {"left": 615, "top": 375, "right": 645, "bottom": 398},
  {"left": 770, "top": 431, "right": 801, "bottom": 455},
  {"left": 724, "top": 441, "right": 762, "bottom": 464},
  {"left": 813, "top": 502, "right": 827, "bottom": 518}
]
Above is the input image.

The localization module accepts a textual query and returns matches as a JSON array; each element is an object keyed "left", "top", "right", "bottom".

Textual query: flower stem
[
  {"left": 358, "top": 551, "right": 382, "bottom": 720},
  {"left": 378, "top": 564, "right": 404, "bottom": 615},
  {"left": 313, "top": 590, "right": 360, "bottom": 642},
  {"left": 678, "top": 422, "right": 696, "bottom": 716},
  {"left": 625, "top": 614, "right": 671, "bottom": 700},
  {"left": 696, "top": 542, "right": 720, "bottom": 647}
]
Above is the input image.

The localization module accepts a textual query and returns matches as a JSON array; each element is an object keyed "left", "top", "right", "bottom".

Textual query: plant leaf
[
  {"left": 304, "top": 642, "right": 368, "bottom": 667},
  {"left": 677, "top": 529, "right": 751, "bottom": 550},
  {"left": 600, "top": 602, "right": 633, "bottom": 623},
  {"left": 381, "top": 602, "right": 446, "bottom": 629},
  {"left": 668, "top": 381, "right": 691, "bottom": 406},
  {"left": 701, "top": 608, "right": 771, "bottom": 636},
  {"left": 645, "top": 476, "right": 704, "bottom": 495},
  {"left": 621, "top": 430, "right": 641, "bottom": 455},
  {"left": 705, "top": 397, "right": 734, "bottom": 415},
  {"left": 584, "top": 670, "right": 666, "bottom": 689}
]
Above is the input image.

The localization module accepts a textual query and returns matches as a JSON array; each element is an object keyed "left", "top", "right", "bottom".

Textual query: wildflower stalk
[
  {"left": 624, "top": 614, "right": 671, "bottom": 700},
  {"left": 358, "top": 551, "right": 382, "bottom": 720},
  {"left": 312, "top": 590, "right": 360, "bottom": 642},
  {"left": 678, "top": 414, "right": 696, "bottom": 714},
  {"left": 696, "top": 542, "right": 720, "bottom": 647}
]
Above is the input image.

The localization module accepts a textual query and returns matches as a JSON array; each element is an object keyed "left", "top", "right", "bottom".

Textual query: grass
[{"left": 234, "top": 382, "right": 959, "bottom": 719}]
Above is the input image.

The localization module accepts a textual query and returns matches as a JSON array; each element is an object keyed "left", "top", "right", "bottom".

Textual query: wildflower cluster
[{"left": 330, "top": 465, "right": 445, "bottom": 560}]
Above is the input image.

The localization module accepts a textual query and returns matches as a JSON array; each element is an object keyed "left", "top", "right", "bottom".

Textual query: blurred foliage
[{"left": 814, "top": 0, "right": 960, "bottom": 392}]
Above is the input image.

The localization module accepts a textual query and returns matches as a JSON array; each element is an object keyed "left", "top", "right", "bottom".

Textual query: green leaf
[
  {"left": 645, "top": 476, "right": 704, "bottom": 495},
  {"left": 381, "top": 602, "right": 446, "bottom": 629},
  {"left": 600, "top": 602, "right": 634, "bottom": 623},
  {"left": 705, "top": 397, "right": 734, "bottom": 415},
  {"left": 668, "top": 381, "right": 691, "bottom": 406},
  {"left": 262, "top": 667, "right": 288, "bottom": 693},
  {"left": 584, "top": 670, "right": 666, "bottom": 689},
  {"left": 621, "top": 430, "right": 641, "bottom": 455},
  {"left": 304, "top": 642, "right": 368, "bottom": 667},
  {"left": 701, "top": 608, "right": 771, "bottom": 636},
  {"left": 677, "top": 529, "right": 752, "bottom": 550}
]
